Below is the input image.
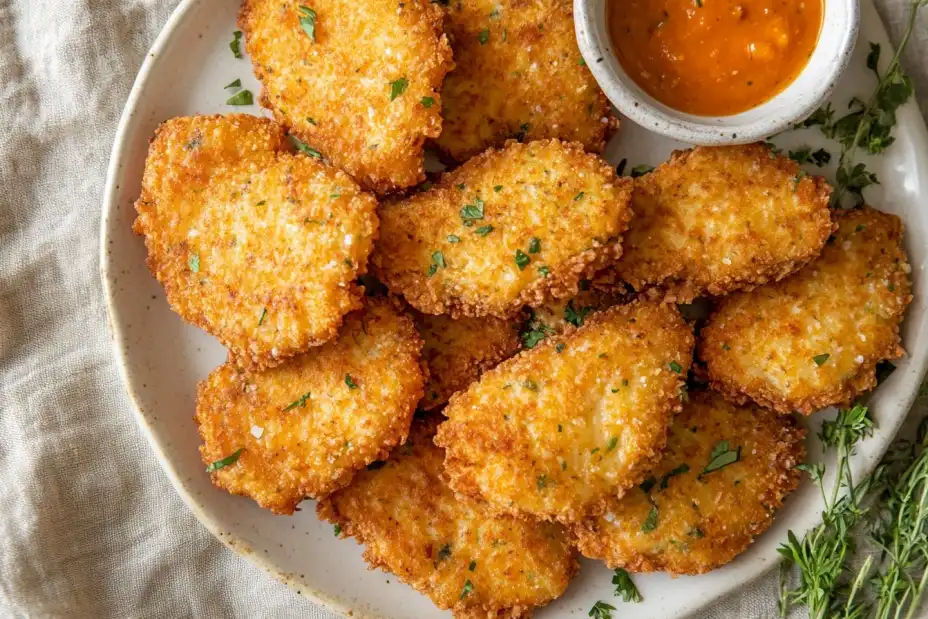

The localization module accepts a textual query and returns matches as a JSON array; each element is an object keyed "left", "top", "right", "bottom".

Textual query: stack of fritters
[{"left": 132, "top": 0, "right": 913, "bottom": 614}]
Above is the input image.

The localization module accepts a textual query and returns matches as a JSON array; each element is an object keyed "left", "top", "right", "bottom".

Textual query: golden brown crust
[
  {"left": 435, "top": 300, "right": 694, "bottom": 524},
  {"left": 133, "top": 114, "right": 378, "bottom": 369},
  {"left": 616, "top": 144, "right": 835, "bottom": 303},
  {"left": 570, "top": 390, "right": 806, "bottom": 575},
  {"left": 373, "top": 139, "right": 634, "bottom": 318},
  {"left": 415, "top": 312, "right": 523, "bottom": 410},
  {"left": 435, "top": 0, "right": 617, "bottom": 161},
  {"left": 195, "top": 299, "right": 425, "bottom": 514},
  {"left": 700, "top": 206, "right": 912, "bottom": 414},
  {"left": 240, "top": 0, "right": 454, "bottom": 194},
  {"left": 317, "top": 416, "right": 578, "bottom": 618}
]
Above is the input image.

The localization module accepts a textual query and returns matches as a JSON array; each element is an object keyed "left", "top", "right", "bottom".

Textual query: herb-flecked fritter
[
  {"left": 415, "top": 312, "right": 522, "bottom": 410},
  {"left": 373, "top": 139, "right": 634, "bottom": 318},
  {"left": 318, "top": 416, "right": 577, "bottom": 618},
  {"left": 196, "top": 300, "right": 425, "bottom": 514},
  {"left": 240, "top": 0, "right": 453, "bottom": 194},
  {"left": 616, "top": 144, "right": 835, "bottom": 303},
  {"left": 134, "top": 115, "right": 378, "bottom": 369},
  {"left": 435, "top": 301, "right": 694, "bottom": 523},
  {"left": 700, "top": 206, "right": 912, "bottom": 414},
  {"left": 571, "top": 390, "right": 805, "bottom": 575},
  {"left": 435, "top": 0, "right": 617, "bottom": 162}
]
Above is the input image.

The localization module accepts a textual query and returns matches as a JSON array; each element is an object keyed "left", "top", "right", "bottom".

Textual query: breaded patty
[
  {"left": 318, "top": 416, "right": 577, "bottom": 618},
  {"left": 134, "top": 115, "right": 377, "bottom": 369},
  {"left": 195, "top": 300, "right": 425, "bottom": 514},
  {"left": 571, "top": 390, "right": 805, "bottom": 575},
  {"left": 240, "top": 0, "right": 453, "bottom": 194},
  {"left": 435, "top": 0, "right": 617, "bottom": 162},
  {"left": 415, "top": 312, "right": 522, "bottom": 410},
  {"left": 435, "top": 301, "right": 694, "bottom": 523},
  {"left": 373, "top": 139, "right": 634, "bottom": 318},
  {"left": 616, "top": 144, "right": 834, "bottom": 303},
  {"left": 700, "top": 206, "right": 912, "bottom": 414}
]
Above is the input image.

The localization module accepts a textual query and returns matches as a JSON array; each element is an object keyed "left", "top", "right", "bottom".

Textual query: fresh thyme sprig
[{"left": 798, "top": 0, "right": 926, "bottom": 207}]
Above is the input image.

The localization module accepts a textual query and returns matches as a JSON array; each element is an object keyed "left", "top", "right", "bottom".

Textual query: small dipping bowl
[{"left": 575, "top": 0, "right": 860, "bottom": 144}]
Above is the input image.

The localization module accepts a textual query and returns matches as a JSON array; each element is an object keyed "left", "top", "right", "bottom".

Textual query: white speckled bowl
[{"left": 575, "top": 0, "right": 860, "bottom": 144}]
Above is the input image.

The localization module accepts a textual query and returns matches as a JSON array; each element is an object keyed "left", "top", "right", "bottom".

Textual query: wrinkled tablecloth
[{"left": 0, "top": 1, "right": 926, "bottom": 617}]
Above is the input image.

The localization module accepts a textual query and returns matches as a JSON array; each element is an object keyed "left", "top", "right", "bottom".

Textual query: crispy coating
[
  {"left": 195, "top": 300, "right": 425, "bottom": 514},
  {"left": 240, "top": 0, "right": 453, "bottom": 194},
  {"left": 318, "top": 416, "right": 577, "bottom": 618},
  {"left": 415, "top": 312, "right": 522, "bottom": 410},
  {"left": 616, "top": 144, "right": 835, "bottom": 303},
  {"left": 435, "top": 301, "right": 694, "bottom": 523},
  {"left": 570, "top": 390, "right": 805, "bottom": 575},
  {"left": 700, "top": 206, "right": 912, "bottom": 414},
  {"left": 435, "top": 0, "right": 617, "bottom": 162},
  {"left": 373, "top": 139, "right": 634, "bottom": 318},
  {"left": 133, "top": 115, "right": 378, "bottom": 369}
]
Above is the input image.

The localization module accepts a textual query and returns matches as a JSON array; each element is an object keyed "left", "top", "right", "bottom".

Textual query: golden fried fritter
[
  {"left": 571, "top": 390, "right": 805, "bottom": 575},
  {"left": 318, "top": 416, "right": 577, "bottom": 619},
  {"left": 616, "top": 144, "right": 835, "bottom": 303},
  {"left": 415, "top": 312, "right": 522, "bottom": 410},
  {"left": 134, "top": 115, "right": 377, "bottom": 369},
  {"left": 435, "top": 301, "right": 694, "bottom": 523},
  {"left": 196, "top": 300, "right": 425, "bottom": 514},
  {"left": 435, "top": 0, "right": 617, "bottom": 162},
  {"left": 240, "top": 0, "right": 453, "bottom": 194},
  {"left": 373, "top": 139, "right": 634, "bottom": 318},
  {"left": 700, "top": 206, "right": 912, "bottom": 414}
]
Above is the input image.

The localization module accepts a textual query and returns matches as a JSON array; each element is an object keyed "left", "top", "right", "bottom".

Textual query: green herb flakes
[
  {"left": 258, "top": 307, "right": 268, "bottom": 326},
  {"left": 641, "top": 505, "right": 659, "bottom": 532},
  {"left": 668, "top": 360, "right": 683, "bottom": 373},
  {"left": 460, "top": 196, "right": 485, "bottom": 221},
  {"left": 427, "top": 251, "right": 446, "bottom": 277},
  {"left": 528, "top": 237, "right": 541, "bottom": 253},
  {"left": 225, "top": 78, "right": 242, "bottom": 90},
  {"left": 298, "top": 6, "right": 317, "bottom": 41},
  {"left": 606, "top": 436, "right": 618, "bottom": 451},
  {"left": 469, "top": 560, "right": 477, "bottom": 571},
  {"left": 460, "top": 580, "right": 473, "bottom": 600},
  {"left": 477, "top": 29, "right": 489, "bottom": 45},
  {"left": 447, "top": 235, "right": 461, "bottom": 243},
  {"left": 701, "top": 440, "right": 741, "bottom": 476},
  {"left": 612, "top": 568, "right": 643, "bottom": 603},
  {"left": 514, "top": 249, "right": 530, "bottom": 270},
  {"left": 188, "top": 253, "right": 200, "bottom": 273},
  {"left": 573, "top": 191, "right": 585, "bottom": 201},
  {"left": 345, "top": 374, "right": 359, "bottom": 389},
  {"left": 226, "top": 89, "right": 254, "bottom": 106},
  {"left": 229, "top": 31, "right": 243, "bottom": 59},
  {"left": 536, "top": 474, "right": 549, "bottom": 490},
  {"left": 813, "top": 353, "right": 830, "bottom": 366},
  {"left": 206, "top": 449, "right": 243, "bottom": 472},
  {"left": 437, "top": 543, "right": 452, "bottom": 562},
  {"left": 283, "top": 391, "right": 311, "bottom": 411},
  {"left": 630, "top": 164, "right": 654, "bottom": 178},
  {"left": 589, "top": 601, "right": 616, "bottom": 619},
  {"left": 538, "top": 265, "right": 550, "bottom": 277},
  {"left": 475, "top": 225, "right": 494, "bottom": 236},
  {"left": 421, "top": 96, "right": 435, "bottom": 108},
  {"left": 389, "top": 77, "right": 408, "bottom": 101},
  {"left": 333, "top": 524, "right": 341, "bottom": 536},
  {"left": 290, "top": 135, "right": 322, "bottom": 158},
  {"left": 564, "top": 300, "right": 592, "bottom": 327},
  {"left": 493, "top": 185, "right": 503, "bottom": 192}
]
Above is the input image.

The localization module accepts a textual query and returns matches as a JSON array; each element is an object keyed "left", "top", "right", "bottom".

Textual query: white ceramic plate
[{"left": 100, "top": 1, "right": 928, "bottom": 617}]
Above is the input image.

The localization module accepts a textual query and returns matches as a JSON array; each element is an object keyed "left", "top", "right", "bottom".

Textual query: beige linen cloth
[{"left": 0, "top": 1, "right": 926, "bottom": 617}]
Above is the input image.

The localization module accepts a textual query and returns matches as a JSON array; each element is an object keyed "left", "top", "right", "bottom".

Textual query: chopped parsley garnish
[
  {"left": 229, "top": 31, "right": 243, "bottom": 59},
  {"left": 612, "top": 568, "right": 643, "bottom": 603},
  {"left": 475, "top": 225, "right": 494, "bottom": 236},
  {"left": 538, "top": 265, "right": 550, "bottom": 277},
  {"left": 188, "top": 253, "right": 200, "bottom": 272},
  {"left": 578, "top": 57, "right": 587, "bottom": 66},
  {"left": 226, "top": 90, "right": 254, "bottom": 106},
  {"left": 523, "top": 379, "right": 539, "bottom": 391},
  {"left": 514, "top": 249, "right": 530, "bottom": 270},
  {"left": 493, "top": 185, "right": 503, "bottom": 192},
  {"left": 427, "top": 250, "right": 446, "bottom": 277},
  {"left": 298, "top": 6, "right": 317, "bottom": 41},
  {"left": 477, "top": 29, "right": 489, "bottom": 45},
  {"left": 225, "top": 78, "right": 242, "bottom": 89},
  {"left": 536, "top": 474, "right": 549, "bottom": 490},
  {"left": 573, "top": 191, "right": 585, "bottom": 201},
  {"left": 668, "top": 360, "right": 683, "bottom": 373},
  {"left": 630, "top": 164, "right": 654, "bottom": 178},
  {"left": 789, "top": 146, "right": 832, "bottom": 167},
  {"left": 564, "top": 300, "right": 592, "bottom": 327},
  {"left": 421, "top": 96, "right": 435, "bottom": 108},
  {"left": 606, "top": 436, "right": 618, "bottom": 451},
  {"left": 290, "top": 135, "right": 322, "bottom": 158},
  {"left": 333, "top": 524, "right": 341, "bottom": 536},
  {"left": 447, "top": 235, "right": 461, "bottom": 243},
  {"left": 528, "top": 237, "right": 541, "bottom": 253},
  {"left": 283, "top": 391, "right": 311, "bottom": 411},
  {"left": 460, "top": 196, "right": 485, "bottom": 221},
  {"left": 306, "top": 117, "right": 317, "bottom": 125},
  {"left": 389, "top": 77, "right": 408, "bottom": 101},
  {"left": 555, "top": 343, "right": 565, "bottom": 353},
  {"left": 469, "top": 560, "right": 477, "bottom": 571},
  {"left": 813, "top": 353, "right": 830, "bottom": 366},
  {"left": 687, "top": 526, "right": 705, "bottom": 538},
  {"left": 205, "top": 449, "right": 243, "bottom": 472},
  {"left": 437, "top": 543, "right": 452, "bottom": 562},
  {"left": 701, "top": 440, "right": 741, "bottom": 476},
  {"left": 258, "top": 307, "right": 268, "bottom": 326},
  {"left": 589, "top": 601, "right": 616, "bottom": 619},
  {"left": 345, "top": 374, "right": 359, "bottom": 389},
  {"left": 460, "top": 580, "right": 473, "bottom": 599},
  {"left": 641, "top": 505, "right": 659, "bottom": 532},
  {"left": 660, "top": 463, "right": 690, "bottom": 489}
]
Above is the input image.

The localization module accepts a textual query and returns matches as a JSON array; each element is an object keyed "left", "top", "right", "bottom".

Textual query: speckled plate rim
[
  {"left": 98, "top": 0, "right": 928, "bottom": 617},
  {"left": 97, "top": 0, "right": 379, "bottom": 616}
]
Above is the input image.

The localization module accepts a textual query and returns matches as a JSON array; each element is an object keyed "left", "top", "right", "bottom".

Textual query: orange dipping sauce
[{"left": 608, "top": 0, "right": 823, "bottom": 115}]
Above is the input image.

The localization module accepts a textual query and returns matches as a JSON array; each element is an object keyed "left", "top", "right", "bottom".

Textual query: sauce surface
[{"left": 608, "top": 0, "right": 823, "bottom": 116}]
